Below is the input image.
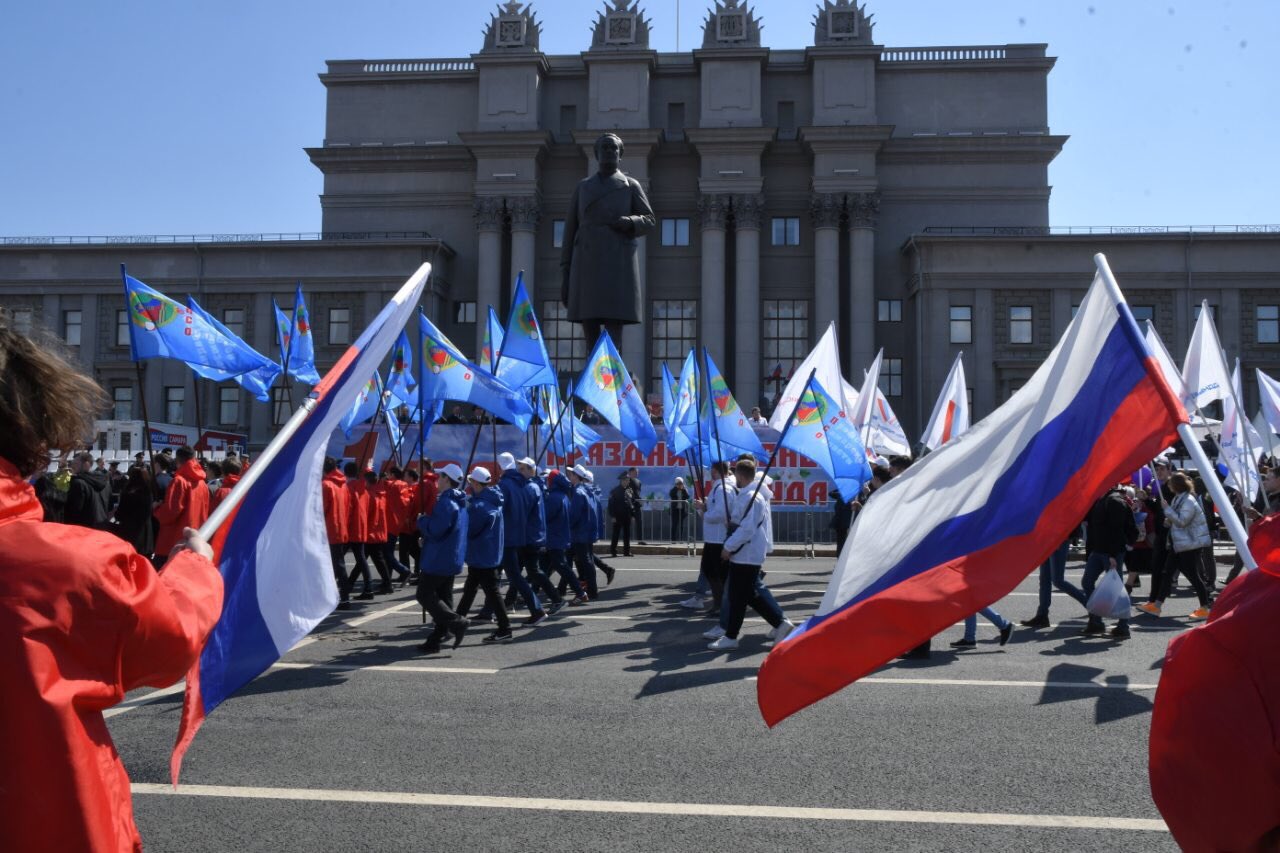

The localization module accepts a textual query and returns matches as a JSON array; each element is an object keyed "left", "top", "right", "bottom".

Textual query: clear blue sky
[{"left": 1, "top": 0, "right": 1274, "bottom": 236}]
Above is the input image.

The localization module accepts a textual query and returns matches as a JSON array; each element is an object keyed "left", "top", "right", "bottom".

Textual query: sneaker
[
  {"left": 1136, "top": 602, "right": 1162, "bottom": 617},
  {"left": 482, "top": 630, "right": 514, "bottom": 644},
  {"left": 1189, "top": 607, "right": 1211, "bottom": 621},
  {"left": 949, "top": 638, "right": 977, "bottom": 648},
  {"left": 336, "top": 601, "right": 352, "bottom": 611},
  {"left": 998, "top": 623, "right": 1014, "bottom": 646},
  {"left": 604, "top": 566, "right": 617, "bottom": 585},
  {"left": 355, "top": 591, "right": 375, "bottom": 601},
  {"left": 524, "top": 610, "right": 549, "bottom": 626},
  {"left": 707, "top": 636, "right": 739, "bottom": 651},
  {"left": 769, "top": 620, "right": 797, "bottom": 642},
  {"left": 1020, "top": 615, "right": 1050, "bottom": 629},
  {"left": 569, "top": 594, "right": 589, "bottom": 606},
  {"left": 548, "top": 600, "right": 566, "bottom": 615},
  {"left": 1110, "top": 624, "right": 1131, "bottom": 640},
  {"left": 702, "top": 626, "right": 726, "bottom": 640},
  {"left": 450, "top": 618, "right": 469, "bottom": 649},
  {"left": 419, "top": 639, "right": 441, "bottom": 655},
  {"left": 1079, "top": 617, "right": 1106, "bottom": 636},
  {"left": 680, "top": 595, "right": 707, "bottom": 610}
]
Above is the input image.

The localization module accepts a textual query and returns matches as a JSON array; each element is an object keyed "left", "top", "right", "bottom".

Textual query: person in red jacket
[
  {"left": 343, "top": 461, "right": 375, "bottom": 600},
  {"left": 1149, "top": 514, "right": 1280, "bottom": 851},
  {"left": 211, "top": 457, "right": 242, "bottom": 511},
  {"left": 380, "top": 467, "right": 412, "bottom": 585},
  {"left": 153, "top": 444, "right": 211, "bottom": 568},
  {"left": 364, "top": 470, "right": 394, "bottom": 595},
  {"left": 0, "top": 313, "right": 224, "bottom": 853},
  {"left": 321, "top": 457, "right": 352, "bottom": 610}
]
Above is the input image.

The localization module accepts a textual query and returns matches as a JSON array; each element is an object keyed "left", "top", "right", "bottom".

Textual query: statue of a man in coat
[{"left": 560, "top": 133, "right": 656, "bottom": 349}]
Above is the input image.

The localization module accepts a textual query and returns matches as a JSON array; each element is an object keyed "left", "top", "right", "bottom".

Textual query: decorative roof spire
[
  {"left": 813, "top": 0, "right": 874, "bottom": 46},
  {"left": 480, "top": 1, "right": 543, "bottom": 52},
  {"left": 590, "top": 0, "right": 652, "bottom": 50},
  {"left": 701, "top": 0, "right": 763, "bottom": 49}
]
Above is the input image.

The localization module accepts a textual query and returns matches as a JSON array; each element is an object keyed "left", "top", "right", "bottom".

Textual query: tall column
[
  {"left": 848, "top": 191, "right": 880, "bottom": 373},
  {"left": 698, "top": 194, "right": 729, "bottom": 364},
  {"left": 810, "top": 193, "right": 842, "bottom": 348},
  {"left": 473, "top": 197, "right": 505, "bottom": 355},
  {"left": 733, "top": 194, "right": 764, "bottom": 409},
  {"left": 508, "top": 196, "right": 540, "bottom": 297}
]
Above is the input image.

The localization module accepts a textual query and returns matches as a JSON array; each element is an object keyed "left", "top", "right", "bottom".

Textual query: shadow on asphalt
[{"left": 1037, "top": 662, "right": 1153, "bottom": 723}]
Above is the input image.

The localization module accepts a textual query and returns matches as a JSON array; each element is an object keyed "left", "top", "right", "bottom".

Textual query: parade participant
[
  {"left": 1124, "top": 487, "right": 1155, "bottom": 593},
  {"left": 1080, "top": 483, "right": 1140, "bottom": 639},
  {"left": 342, "top": 461, "right": 375, "bottom": 601},
  {"left": 152, "top": 452, "right": 174, "bottom": 494},
  {"left": 1137, "top": 472, "right": 1213, "bottom": 620},
  {"left": 694, "top": 461, "right": 736, "bottom": 617},
  {"left": 0, "top": 312, "right": 224, "bottom": 853},
  {"left": 64, "top": 449, "right": 111, "bottom": 529},
  {"left": 567, "top": 465, "right": 602, "bottom": 598},
  {"left": 1019, "top": 533, "right": 1088, "bottom": 629},
  {"left": 153, "top": 445, "right": 210, "bottom": 569},
  {"left": 708, "top": 458, "right": 786, "bottom": 651},
  {"left": 380, "top": 467, "right": 412, "bottom": 585},
  {"left": 829, "top": 488, "right": 853, "bottom": 553},
  {"left": 627, "top": 465, "right": 644, "bottom": 545},
  {"left": 111, "top": 465, "right": 156, "bottom": 559},
  {"left": 399, "top": 467, "right": 424, "bottom": 577},
  {"left": 1149, "top": 513, "right": 1280, "bottom": 851},
  {"left": 205, "top": 460, "right": 224, "bottom": 496},
  {"left": 321, "top": 457, "right": 352, "bottom": 610},
  {"left": 1230, "top": 466, "right": 1280, "bottom": 585},
  {"left": 491, "top": 452, "right": 546, "bottom": 624},
  {"left": 608, "top": 471, "right": 635, "bottom": 557},
  {"left": 583, "top": 469, "right": 617, "bottom": 584},
  {"left": 363, "top": 470, "right": 394, "bottom": 595},
  {"left": 953, "top": 608, "right": 1014, "bottom": 648},
  {"left": 544, "top": 468, "right": 588, "bottom": 605},
  {"left": 516, "top": 456, "right": 564, "bottom": 613},
  {"left": 454, "top": 466, "right": 512, "bottom": 644},
  {"left": 416, "top": 463, "right": 469, "bottom": 654},
  {"left": 106, "top": 460, "right": 125, "bottom": 510},
  {"left": 211, "top": 458, "right": 242, "bottom": 511}
]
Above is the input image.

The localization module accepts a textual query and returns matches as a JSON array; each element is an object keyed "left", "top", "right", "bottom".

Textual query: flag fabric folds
[
  {"left": 921, "top": 353, "right": 969, "bottom": 452},
  {"left": 495, "top": 273, "right": 557, "bottom": 389},
  {"left": 172, "top": 262, "right": 434, "bottom": 783},
  {"left": 418, "top": 312, "right": 533, "bottom": 431},
  {"left": 573, "top": 330, "right": 657, "bottom": 455},
  {"left": 386, "top": 330, "right": 416, "bottom": 408},
  {"left": 1256, "top": 369, "right": 1280, "bottom": 438},
  {"left": 339, "top": 373, "right": 383, "bottom": 439},
  {"left": 1181, "top": 301, "right": 1232, "bottom": 414},
  {"left": 661, "top": 362, "right": 679, "bottom": 436},
  {"left": 866, "top": 385, "right": 912, "bottom": 459},
  {"left": 702, "top": 349, "right": 767, "bottom": 459},
  {"left": 288, "top": 284, "right": 322, "bottom": 385},
  {"left": 540, "top": 384, "right": 601, "bottom": 459},
  {"left": 123, "top": 270, "right": 267, "bottom": 376},
  {"left": 481, "top": 307, "right": 504, "bottom": 374},
  {"left": 1219, "top": 360, "right": 1262, "bottom": 501},
  {"left": 185, "top": 297, "right": 282, "bottom": 402},
  {"left": 669, "top": 350, "right": 700, "bottom": 457},
  {"left": 756, "top": 264, "right": 1188, "bottom": 727},
  {"left": 1143, "top": 321, "right": 1188, "bottom": 411},
  {"left": 777, "top": 375, "right": 872, "bottom": 499},
  {"left": 769, "top": 323, "right": 855, "bottom": 432}
]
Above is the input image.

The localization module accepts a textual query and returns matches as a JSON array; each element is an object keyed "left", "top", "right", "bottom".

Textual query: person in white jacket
[
  {"left": 691, "top": 461, "right": 736, "bottom": 615},
  {"left": 708, "top": 458, "right": 795, "bottom": 651}
]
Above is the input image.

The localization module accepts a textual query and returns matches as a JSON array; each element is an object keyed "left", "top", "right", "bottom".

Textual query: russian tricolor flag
[
  {"left": 757, "top": 255, "right": 1187, "bottom": 727},
  {"left": 170, "top": 264, "right": 432, "bottom": 781}
]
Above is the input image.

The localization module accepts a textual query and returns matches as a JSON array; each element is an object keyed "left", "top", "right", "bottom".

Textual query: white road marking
[
  {"left": 271, "top": 661, "right": 497, "bottom": 675},
  {"left": 129, "top": 783, "right": 1167, "bottom": 831},
  {"left": 744, "top": 676, "right": 1158, "bottom": 691},
  {"left": 103, "top": 684, "right": 187, "bottom": 718}
]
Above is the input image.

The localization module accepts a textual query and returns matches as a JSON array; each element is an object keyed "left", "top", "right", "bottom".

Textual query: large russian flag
[
  {"left": 757, "top": 255, "right": 1187, "bottom": 727},
  {"left": 170, "top": 264, "right": 432, "bottom": 781}
]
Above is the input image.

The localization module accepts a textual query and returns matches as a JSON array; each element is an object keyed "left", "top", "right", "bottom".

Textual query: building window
[
  {"left": 63, "top": 310, "right": 82, "bottom": 346},
  {"left": 666, "top": 102, "right": 685, "bottom": 139},
  {"left": 877, "top": 300, "right": 902, "bottom": 323},
  {"left": 164, "top": 387, "right": 185, "bottom": 424},
  {"left": 272, "top": 387, "right": 291, "bottom": 427},
  {"left": 552, "top": 220, "right": 565, "bottom": 248},
  {"left": 328, "top": 308, "right": 350, "bottom": 345},
  {"left": 558, "top": 104, "right": 577, "bottom": 141},
  {"left": 1259, "top": 305, "right": 1280, "bottom": 344},
  {"left": 1009, "top": 306, "right": 1033, "bottom": 345},
  {"left": 661, "top": 218, "right": 690, "bottom": 247},
  {"left": 453, "top": 301, "right": 476, "bottom": 325},
  {"left": 12, "top": 309, "right": 33, "bottom": 336},
  {"left": 542, "top": 300, "right": 587, "bottom": 379},
  {"left": 112, "top": 386, "right": 133, "bottom": 421},
  {"left": 950, "top": 306, "right": 972, "bottom": 344},
  {"left": 763, "top": 300, "right": 809, "bottom": 397},
  {"left": 771, "top": 217, "right": 800, "bottom": 246},
  {"left": 116, "top": 309, "right": 130, "bottom": 346},
  {"left": 218, "top": 386, "right": 239, "bottom": 426},
  {"left": 777, "top": 100, "right": 796, "bottom": 139},
  {"left": 1130, "top": 305, "right": 1154, "bottom": 325},
  {"left": 650, "top": 300, "right": 698, "bottom": 392},
  {"left": 223, "top": 308, "right": 246, "bottom": 338},
  {"left": 879, "top": 358, "right": 903, "bottom": 398}
]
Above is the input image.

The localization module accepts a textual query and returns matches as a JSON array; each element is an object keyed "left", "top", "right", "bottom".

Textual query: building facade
[{"left": 1, "top": 0, "right": 1277, "bottom": 450}]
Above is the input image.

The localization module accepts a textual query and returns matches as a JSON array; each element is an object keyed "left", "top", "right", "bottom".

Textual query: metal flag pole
[
  {"left": 191, "top": 369, "right": 205, "bottom": 460},
  {"left": 273, "top": 298, "right": 297, "bottom": 415},
  {"left": 1228, "top": 357, "right": 1269, "bottom": 511},
  {"left": 121, "top": 265, "right": 157, "bottom": 492},
  {"left": 702, "top": 347, "right": 733, "bottom": 524},
  {"left": 744, "top": 369, "right": 817, "bottom": 512},
  {"left": 357, "top": 381, "right": 388, "bottom": 474},
  {"left": 463, "top": 303, "right": 504, "bottom": 475}
]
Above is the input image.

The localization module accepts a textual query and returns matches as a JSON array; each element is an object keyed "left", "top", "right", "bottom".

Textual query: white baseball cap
[
  {"left": 571, "top": 463, "right": 591, "bottom": 480},
  {"left": 498, "top": 452, "right": 516, "bottom": 470},
  {"left": 468, "top": 466, "right": 492, "bottom": 485},
  {"left": 439, "top": 463, "right": 464, "bottom": 483},
  {"left": 517, "top": 456, "right": 537, "bottom": 469}
]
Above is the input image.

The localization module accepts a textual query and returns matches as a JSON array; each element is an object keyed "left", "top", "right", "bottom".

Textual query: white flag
[
  {"left": 768, "top": 322, "right": 856, "bottom": 431},
  {"left": 1219, "top": 359, "right": 1262, "bottom": 500},
  {"left": 867, "top": 385, "right": 913, "bottom": 458},
  {"left": 1181, "top": 301, "right": 1233, "bottom": 413},
  {"left": 1143, "top": 321, "right": 1188, "bottom": 413},
  {"left": 848, "top": 349, "right": 883, "bottom": 432},
  {"left": 1256, "top": 368, "right": 1280, "bottom": 438},
  {"left": 921, "top": 352, "right": 970, "bottom": 451},
  {"left": 1252, "top": 409, "right": 1280, "bottom": 458}
]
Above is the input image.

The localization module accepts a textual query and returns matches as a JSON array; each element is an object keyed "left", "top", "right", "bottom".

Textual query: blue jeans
[
  {"left": 383, "top": 537, "right": 409, "bottom": 577},
  {"left": 1082, "top": 549, "right": 1128, "bottom": 627},
  {"left": 963, "top": 607, "right": 1010, "bottom": 642},
  {"left": 1036, "top": 540, "right": 1088, "bottom": 618},
  {"left": 694, "top": 569, "right": 711, "bottom": 597}
]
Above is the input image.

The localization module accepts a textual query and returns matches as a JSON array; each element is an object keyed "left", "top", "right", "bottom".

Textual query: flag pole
[
  {"left": 745, "top": 369, "right": 817, "bottom": 511},
  {"left": 121, "top": 265, "right": 158, "bottom": 494},
  {"left": 463, "top": 303, "right": 504, "bottom": 475},
  {"left": 191, "top": 369, "right": 205, "bottom": 461},
  {"left": 1229, "top": 357, "right": 1268, "bottom": 511},
  {"left": 274, "top": 298, "right": 296, "bottom": 415},
  {"left": 702, "top": 347, "right": 733, "bottom": 523}
]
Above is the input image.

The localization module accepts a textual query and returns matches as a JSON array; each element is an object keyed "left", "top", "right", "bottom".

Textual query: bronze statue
[{"left": 560, "top": 133, "right": 655, "bottom": 348}]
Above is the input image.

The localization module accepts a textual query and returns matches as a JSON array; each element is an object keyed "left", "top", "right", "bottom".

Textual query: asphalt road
[{"left": 107, "top": 552, "right": 1197, "bottom": 852}]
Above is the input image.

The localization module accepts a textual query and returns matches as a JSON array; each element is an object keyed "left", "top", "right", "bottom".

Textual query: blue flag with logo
[
  {"left": 418, "top": 311, "right": 533, "bottom": 430},
  {"left": 661, "top": 362, "right": 679, "bottom": 436},
  {"left": 123, "top": 268, "right": 268, "bottom": 376},
  {"left": 539, "top": 384, "right": 602, "bottom": 458},
  {"left": 184, "top": 298, "right": 282, "bottom": 402},
  {"left": 496, "top": 273, "right": 557, "bottom": 389},
  {"left": 481, "top": 306, "right": 504, "bottom": 375},
  {"left": 702, "top": 349, "right": 767, "bottom": 459},
  {"left": 289, "top": 284, "right": 322, "bottom": 385},
  {"left": 573, "top": 330, "right": 656, "bottom": 455},
  {"left": 670, "top": 350, "right": 700, "bottom": 457},
  {"left": 386, "top": 329, "right": 416, "bottom": 408},
  {"left": 339, "top": 373, "right": 384, "bottom": 438},
  {"left": 777, "top": 374, "right": 872, "bottom": 498}
]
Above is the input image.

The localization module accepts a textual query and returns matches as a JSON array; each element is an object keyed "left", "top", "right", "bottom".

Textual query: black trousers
[
  {"left": 367, "top": 542, "right": 392, "bottom": 589},
  {"left": 1153, "top": 549, "right": 1211, "bottom": 606},
  {"left": 398, "top": 530, "right": 421, "bottom": 574},
  {"left": 329, "top": 544, "right": 351, "bottom": 603},
  {"left": 456, "top": 566, "right": 509, "bottom": 632},
  {"left": 610, "top": 518, "right": 631, "bottom": 555},
  {"left": 723, "top": 562, "right": 781, "bottom": 639},
  {"left": 671, "top": 509, "right": 686, "bottom": 541},
  {"left": 340, "top": 543, "right": 372, "bottom": 594},
  {"left": 700, "top": 543, "right": 727, "bottom": 610},
  {"left": 416, "top": 574, "right": 463, "bottom": 642},
  {"left": 1196, "top": 545, "right": 1216, "bottom": 590},
  {"left": 573, "top": 542, "right": 597, "bottom": 598}
]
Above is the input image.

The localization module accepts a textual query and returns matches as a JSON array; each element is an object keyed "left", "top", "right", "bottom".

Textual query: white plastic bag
[{"left": 1086, "top": 567, "right": 1132, "bottom": 620}]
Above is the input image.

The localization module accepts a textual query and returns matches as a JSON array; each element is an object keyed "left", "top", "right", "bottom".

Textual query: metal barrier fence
[{"left": 618, "top": 499, "right": 842, "bottom": 559}]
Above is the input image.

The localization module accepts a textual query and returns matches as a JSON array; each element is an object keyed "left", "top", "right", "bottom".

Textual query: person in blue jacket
[
  {"left": 454, "top": 466, "right": 512, "bottom": 644},
  {"left": 568, "top": 465, "right": 603, "bottom": 599},
  {"left": 585, "top": 468, "right": 617, "bottom": 589},
  {"left": 489, "top": 452, "right": 546, "bottom": 625},
  {"left": 516, "top": 457, "right": 565, "bottom": 613},
  {"left": 416, "top": 463, "right": 470, "bottom": 654},
  {"left": 543, "top": 469, "right": 588, "bottom": 606}
]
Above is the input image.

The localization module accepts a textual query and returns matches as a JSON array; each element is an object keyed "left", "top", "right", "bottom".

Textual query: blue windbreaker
[
  {"left": 465, "top": 486, "right": 504, "bottom": 568},
  {"left": 418, "top": 487, "right": 468, "bottom": 575},
  {"left": 544, "top": 473, "right": 573, "bottom": 550},
  {"left": 498, "top": 469, "right": 530, "bottom": 548}
]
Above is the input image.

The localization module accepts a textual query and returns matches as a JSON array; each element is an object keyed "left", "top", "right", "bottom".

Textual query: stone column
[
  {"left": 848, "top": 191, "right": 880, "bottom": 373},
  {"left": 508, "top": 196, "right": 540, "bottom": 297},
  {"left": 698, "top": 194, "right": 729, "bottom": 365},
  {"left": 810, "top": 193, "right": 842, "bottom": 348},
  {"left": 473, "top": 197, "right": 505, "bottom": 355},
  {"left": 733, "top": 194, "right": 764, "bottom": 409}
]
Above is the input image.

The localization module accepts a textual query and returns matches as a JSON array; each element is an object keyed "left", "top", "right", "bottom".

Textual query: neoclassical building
[{"left": 2, "top": 0, "right": 1277, "bottom": 449}]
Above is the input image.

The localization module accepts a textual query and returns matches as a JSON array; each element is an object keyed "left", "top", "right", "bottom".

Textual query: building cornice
[
  {"left": 879, "top": 134, "right": 1068, "bottom": 166},
  {"left": 306, "top": 145, "right": 473, "bottom": 174}
]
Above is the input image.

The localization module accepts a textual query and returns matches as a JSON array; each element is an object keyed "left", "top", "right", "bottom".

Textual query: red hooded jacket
[
  {"left": 345, "top": 478, "right": 369, "bottom": 544},
  {"left": 154, "top": 458, "right": 211, "bottom": 557},
  {"left": 366, "top": 481, "right": 389, "bottom": 543},
  {"left": 321, "top": 469, "right": 348, "bottom": 546},
  {"left": 0, "top": 458, "right": 224, "bottom": 853},
  {"left": 211, "top": 473, "right": 240, "bottom": 512},
  {"left": 1149, "top": 515, "right": 1280, "bottom": 851},
  {"left": 383, "top": 477, "right": 409, "bottom": 534}
]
